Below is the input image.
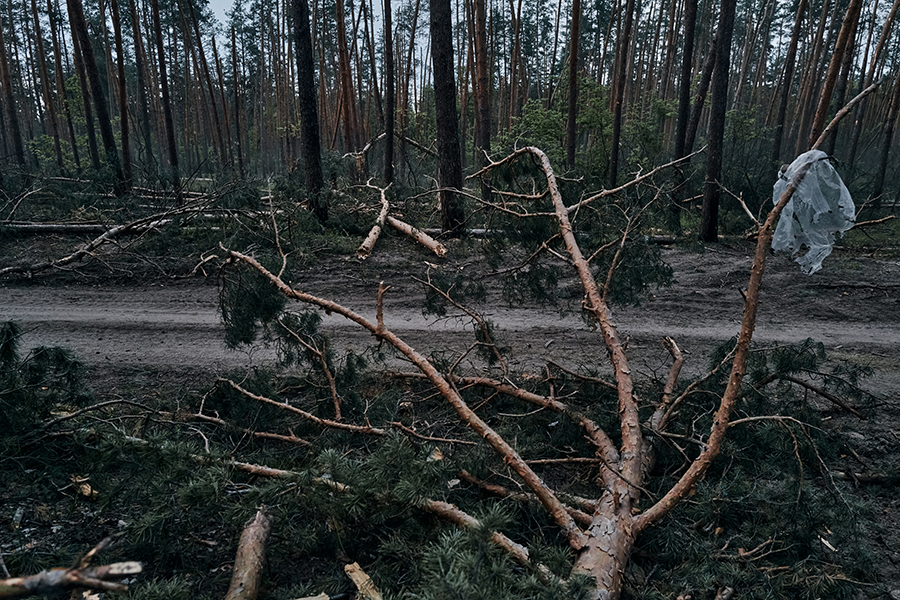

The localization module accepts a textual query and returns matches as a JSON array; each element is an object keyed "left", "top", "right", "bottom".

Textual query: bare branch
[{"left": 356, "top": 180, "right": 392, "bottom": 259}]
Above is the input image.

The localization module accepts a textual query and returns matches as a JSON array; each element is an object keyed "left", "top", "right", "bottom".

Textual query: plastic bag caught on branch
[{"left": 772, "top": 150, "right": 855, "bottom": 275}]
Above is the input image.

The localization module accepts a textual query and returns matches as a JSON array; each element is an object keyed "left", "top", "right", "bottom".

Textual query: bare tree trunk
[
  {"left": 474, "top": 0, "right": 491, "bottom": 200},
  {"left": 384, "top": 0, "right": 394, "bottom": 183},
  {"left": 670, "top": 0, "right": 698, "bottom": 232},
  {"left": 807, "top": 0, "right": 863, "bottom": 147},
  {"left": 223, "top": 508, "right": 274, "bottom": 600},
  {"left": 699, "top": 0, "right": 738, "bottom": 243},
  {"left": 565, "top": 0, "right": 581, "bottom": 168},
  {"left": 110, "top": 0, "right": 132, "bottom": 188},
  {"left": 127, "top": 0, "right": 155, "bottom": 169},
  {"left": 47, "top": 0, "right": 80, "bottom": 169},
  {"left": 770, "top": 0, "right": 807, "bottom": 165},
  {"left": 68, "top": 0, "right": 125, "bottom": 194},
  {"left": 430, "top": 0, "right": 465, "bottom": 233},
  {"left": 848, "top": 0, "right": 899, "bottom": 165},
  {"left": 608, "top": 0, "right": 635, "bottom": 185},
  {"left": 231, "top": 26, "right": 245, "bottom": 178},
  {"left": 30, "top": 0, "right": 64, "bottom": 171},
  {"left": 822, "top": 8, "right": 860, "bottom": 156},
  {"left": 0, "top": 15, "right": 27, "bottom": 168},
  {"left": 873, "top": 65, "right": 900, "bottom": 203},
  {"left": 185, "top": 0, "right": 226, "bottom": 169},
  {"left": 151, "top": 0, "right": 181, "bottom": 200},
  {"left": 293, "top": 0, "right": 327, "bottom": 220},
  {"left": 336, "top": 0, "right": 359, "bottom": 152}
]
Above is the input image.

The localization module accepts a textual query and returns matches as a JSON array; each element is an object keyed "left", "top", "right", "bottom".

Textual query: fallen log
[
  {"left": 223, "top": 507, "right": 274, "bottom": 600},
  {"left": 0, "top": 562, "right": 141, "bottom": 598}
]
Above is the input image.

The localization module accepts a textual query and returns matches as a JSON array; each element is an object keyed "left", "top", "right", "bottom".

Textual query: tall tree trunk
[
  {"left": 474, "top": 0, "right": 490, "bottom": 201},
  {"left": 822, "top": 7, "right": 859, "bottom": 155},
  {"left": 335, "top": 0, "right": 359, "bottom": 152},
  {"left": 231, "top": 25, "right": 245, "bottom": 178},
  {"left": 151, "top": 0, "right": 181, "bottom": 200},
  {"left": 670, "top": 0, "right": 698, "bottom": 232},
  {"left": 185, "top": 0, "right": 226, "bottom": 169},
  {"left": 807, "top": 0, "right": 863, "bottom": 147},
  {"left": 873, "top": 64, "right": 900, "bottom": 204},
  {"left": 68, "top": 0, "right": 125, "bottom": 194},
  {"left": 127, "top": 0, "right": 154, "bottom": 169},
  {"left": 30, "top": 0, "right": 64, "bottom": 170},
  {"left": 384, "top": 0, "right": 394, "bottom": 183},
  {"left": 848, "top": 0, "right": 899, "bottom": 165},
  {"left": 770, "top": 0, "right": 807, "bottom": 165},
  {"left": 430, "top": 0, "right": 464, "bottom": 233},
  {"left": 110, "top": 0, "right": 132, "bottom": 188},
  {"left": 0, "top": 15, "right": 27, "bottom": 168},
  {"left": 292, "top": 0, "right": 327, "bottom": 220},
  {"left": 47, "top": 0, "right": 80, "bottom": 169},
  {"left": 699, "top": 0, "right": 738, "bottom": 243},
  {"left": 69, "top": 8, "right": 101, "bottom": 170},
  {"left": 608, "top": 0, "right": 635, "bottom": 186},
  {"left": 565, "top": 0, "right": 581, "bottom": 168}
]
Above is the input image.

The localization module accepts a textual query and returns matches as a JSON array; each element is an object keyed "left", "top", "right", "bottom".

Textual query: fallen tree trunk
[
  {"left": 223, "top": 507, "right": 274, "bottom": 600},
  {"left": 0, "top": 561, "right": 141, "bottom": 598}
]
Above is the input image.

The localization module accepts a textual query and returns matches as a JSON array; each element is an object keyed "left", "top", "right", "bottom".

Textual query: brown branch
[
  {"left": 812, "top": 80, "right": 882, "bottom": 150},
  {"left": 0, "top": 562, "right": 141, "bottom": 598},
  {"left": 395, "top": 371, "right": 617, "bottom": 459},
  {"left": 778, "top": 375, "right": 863, "bottom": 418},
  {"left": 546, "top": 359, "right": 617, "bottom": 390},
  {"left": 224, "top": 507, "right": 274, "bottom": 600},
  {"left": 190, "top": 411, "right": 312, "bottom": 446},
  {"left": 635, "top": 126, "right": 825, "bottom": 534},
  {"left": 0, "top": 202, "right": 209, "bottom": 277},
  {"left": 356, "top": 180, "right": 391, "bottom": 259},
  {"left": 277, "top": 320, "right": 343, "bottom": 420},
  {"left": 344, "top": 563, "right": 383, "bottom": 600},
  {"left": 385, "top": 216, "right": 447, "bottom": 257},
  {"left": 390, "top": 422, "right": 476, "bottom": 445},
  {"left": 525, "top": 146, "right": 642, "bottom": 503},
  {"left": 414, "top": 274, "right": 508, "bottom": 374},
  {"left": 221, "top": 378, "right": 386, "bottom": 435},
  {"left": 419, "top": 499, "right": 557, "bottom": 581},
  {"left": 565, "top": 147, "right": 706, "bottom": 214},
  {"left": 850, "top": 214, "right": 895, "bottom": 230},
  {"left": 220, "top": 245, "right": 587, "bottom": 549}
]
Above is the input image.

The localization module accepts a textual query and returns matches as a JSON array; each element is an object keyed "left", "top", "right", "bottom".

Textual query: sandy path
[{"left": 2, "top": 246, "right": 898, "bottom": 391}]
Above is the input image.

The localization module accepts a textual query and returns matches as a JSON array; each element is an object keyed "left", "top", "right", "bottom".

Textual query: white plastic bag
[{"left": 772, "top": 150, "right": 855, "bottom": 275}]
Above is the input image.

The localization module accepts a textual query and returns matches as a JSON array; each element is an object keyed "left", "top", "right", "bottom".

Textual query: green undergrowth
[{"left": 0, "top": 317, "right": 887, "bottom": 600}]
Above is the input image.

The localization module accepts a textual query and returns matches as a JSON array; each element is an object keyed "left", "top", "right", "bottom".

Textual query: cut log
[{"left": 223, "top": 507, "right": 274, "bottom": 600}]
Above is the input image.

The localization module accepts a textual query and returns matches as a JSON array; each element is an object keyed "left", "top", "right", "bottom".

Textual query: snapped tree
[{"left": 215, "top": 89, "right": 870, "bottom": 595}]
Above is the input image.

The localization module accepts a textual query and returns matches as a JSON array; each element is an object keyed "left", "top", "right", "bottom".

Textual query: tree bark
[
  {"left": 223, "top": 508, "right": 274, "bottom": 600},
  {"left": 29, "top": 0, "right": 64, "bottom": 171},
  {"left": 430, "top": 0, "right": 465, "bottom": 233},
  {"left": 771, "top": 0, "right": 807, "bottom": 165},
  {"left": 47, "top": 0, "right": 80, "bottom": 169},
  {"left": 565, "top": 0, "right": 581, "bottom": 169},
  {"left": 231, "top": 25, "right": 245, "bottom": 177},
  {"left": 807, "top": 0, "right": 863, "bottom": 147},
  {"left": 608, "top": 0, "right": 635, "bottom": 186},
  {"left": 109, "top": 0, "right": 132, "bottom": 188},
  {"left": 293, "top": 0, "right": 327, "bottom": 220},
  {"left": 0, "top": 15, "right": 26, "bottom": 168},
  {"left": 873, "top": 65, "right": 900, "bottom": 202},
  {"left": 150, "top": 0, "right": 181, "bottom": 200},
  {"left": 473, "top": 0, "right": 490, "bottom": 201},
  {"left": 699, "top": 0, "right": 738, "bottom": 242},
  {"left": 68, "top": 0, "right": 125, "bottom": 194},
  {"left": 670, "top": 0, "right": 698, "bottom": 231},
  {"left": 384, "top": 0, "right": 394, "bottom": 183},
  {"left": 127, "top": 0, "right": 154, "bottom": 169}
]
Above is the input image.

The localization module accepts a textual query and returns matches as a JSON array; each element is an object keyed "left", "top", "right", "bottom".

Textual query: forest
[{"left": 0, "top": 0, "right": 899, "bottom": 598}]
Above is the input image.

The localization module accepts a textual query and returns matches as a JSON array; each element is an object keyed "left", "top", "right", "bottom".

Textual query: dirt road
[{"left": 2, "top": 245, "right": 898, "bottom": 391}]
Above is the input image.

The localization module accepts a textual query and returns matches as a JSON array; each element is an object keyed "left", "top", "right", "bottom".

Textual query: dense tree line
[{"left": 0, "top": 0, "right": 899, "bottom": 231}]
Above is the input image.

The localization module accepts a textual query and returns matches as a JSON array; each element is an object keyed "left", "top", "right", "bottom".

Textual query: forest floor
[{"left": 1, "top": 233, "right": 899, "bottom": 596}]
